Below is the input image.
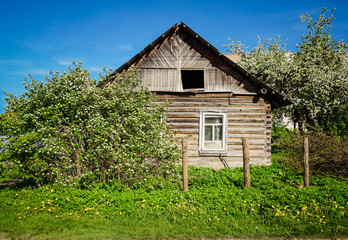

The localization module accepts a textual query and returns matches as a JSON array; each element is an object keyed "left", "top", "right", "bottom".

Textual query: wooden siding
[
  {"left": 154, "top": 93, "right": 272, "bottom": 169},
  {"left": 131, "top": 34, "right": 250, "bottom": 94}
]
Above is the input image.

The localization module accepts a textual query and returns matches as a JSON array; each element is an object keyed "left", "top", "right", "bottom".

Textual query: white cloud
[
  {"left": 57, "top": 60, "right": 72, "bottom": 65},
  {"left": 0, "top": 59, "right": 31, "bottom": 66},
  {"left": 118, "top": 44, "right": 134, "bottom": 51},
  {"left": 7, "top": 69, "right": 48, "bottom": 76},
  {"left": 89, "top": 66, "right": 102, "bottom": 72},
  {"left": 30, "top": 69, "right": 49, "bottom": 75}
]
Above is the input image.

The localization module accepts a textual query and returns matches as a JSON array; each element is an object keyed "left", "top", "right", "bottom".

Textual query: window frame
[{"left": 199, "top": 111, "right": 227, "bottom": 156}]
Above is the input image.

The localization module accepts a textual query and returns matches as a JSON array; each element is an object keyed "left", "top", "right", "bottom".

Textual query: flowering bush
[
  {"left": 0, "top": 62, "right": 181, "bottom": 186},
  {"left": 225, "top": 8, "right": 348, "bottom": 136}
]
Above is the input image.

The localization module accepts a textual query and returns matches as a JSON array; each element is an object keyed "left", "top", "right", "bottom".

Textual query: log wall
[{"left": 154, "top": 93, "right": 272, "bottom": 169}]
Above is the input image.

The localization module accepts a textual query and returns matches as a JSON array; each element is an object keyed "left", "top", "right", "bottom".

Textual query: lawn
[{"left": 0, "top": 159, "right": 347, "bottom": 239}]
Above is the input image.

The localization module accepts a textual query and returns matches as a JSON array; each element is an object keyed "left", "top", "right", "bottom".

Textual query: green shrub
[
  {"left": 0, "top": 62, "right": 181, "bottom": 187},
  {"left": 272, "top": 128, "right": 348, "bottom": 178}
]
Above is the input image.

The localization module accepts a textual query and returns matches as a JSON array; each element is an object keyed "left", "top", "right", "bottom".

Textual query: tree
[
  {"left": 0, "top": 62, "right": 181, "bottom": 187},
  {"left": 225, "top": 8, "right": 348, "bottom": 136}
]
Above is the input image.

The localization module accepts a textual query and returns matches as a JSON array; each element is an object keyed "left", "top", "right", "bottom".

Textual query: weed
[{"left": 0, "top": 163, "right": 347, "bottom": 239}]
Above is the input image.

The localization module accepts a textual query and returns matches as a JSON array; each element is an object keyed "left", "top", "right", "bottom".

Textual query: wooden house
[{"left": 113, "top": 22, "right": 291, "bottom": 169}]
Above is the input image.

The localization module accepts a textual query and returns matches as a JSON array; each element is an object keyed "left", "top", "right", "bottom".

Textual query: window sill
[{"left": 199, "top": 150, "right": 227, "bottom": 157}]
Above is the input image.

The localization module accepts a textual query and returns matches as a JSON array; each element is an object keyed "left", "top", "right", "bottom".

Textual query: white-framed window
[{"left": 199, "top": 111, "right": 227, "bottom": 155}]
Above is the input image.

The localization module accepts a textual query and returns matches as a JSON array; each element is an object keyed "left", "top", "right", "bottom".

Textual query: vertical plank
[
  {"left": 242, "top": 138, "right": 250, "bottom": 188},
  {"left": 303, "top": 136, "right": 310, "bottom": 187},
  {"left": 182, "top": 138, "right": 189, "bottom": 192}
]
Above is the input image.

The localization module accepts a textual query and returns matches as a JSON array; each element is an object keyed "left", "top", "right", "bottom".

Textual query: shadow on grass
[{"left": 0, "top": 178, "right": 37, "bottom": 190}]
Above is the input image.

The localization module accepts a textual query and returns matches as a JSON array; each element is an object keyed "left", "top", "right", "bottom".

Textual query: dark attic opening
[{"left": 181, "top": 70, "right": 204, "bottom": 90}]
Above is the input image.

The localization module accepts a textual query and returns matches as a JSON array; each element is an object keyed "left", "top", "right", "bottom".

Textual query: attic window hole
[{"left": 181, "top": 70, "right": 204, "bottom": 90}]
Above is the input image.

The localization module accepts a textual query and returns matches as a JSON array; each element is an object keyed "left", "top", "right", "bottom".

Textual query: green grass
[{"left": 0, "top": 161, "right": 347, "bottom": 239}]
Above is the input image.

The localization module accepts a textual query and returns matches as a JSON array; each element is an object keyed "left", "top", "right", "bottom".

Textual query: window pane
[
  {"left": 205, "top": 117, "right": 222, "bottom": 124},
  {"left": 214, "top": 125, "right": 223, "bottom": 141},
  {"left": 205, "top": 126, "right": 212, "bottom": 141}
]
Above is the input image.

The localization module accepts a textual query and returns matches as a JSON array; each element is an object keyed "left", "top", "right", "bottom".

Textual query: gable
[
  {"left": 112, "top": 22, "right": 292, "bottom": 109},
  {"left": 130, "top": 34, "right": 251, "bottom": 93}
]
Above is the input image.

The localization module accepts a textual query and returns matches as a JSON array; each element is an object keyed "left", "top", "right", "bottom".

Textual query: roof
[{"left": 111, "top": 21, "right": 292, "bottom": 109}]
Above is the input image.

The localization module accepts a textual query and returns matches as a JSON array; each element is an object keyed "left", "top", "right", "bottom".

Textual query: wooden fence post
[
  {"left": 242, "top": 138, "right": 250, "bottom": 188},
  {"left": 303, "top": 136, "right": 310, "bottom": 187},
  {"left": 182, "top": 138, "right": 188, "bottom": 192}
]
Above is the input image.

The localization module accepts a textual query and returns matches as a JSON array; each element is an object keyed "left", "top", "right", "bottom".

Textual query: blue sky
[{"left": 1, "top": 0, "right": 348, "bottom": 112}]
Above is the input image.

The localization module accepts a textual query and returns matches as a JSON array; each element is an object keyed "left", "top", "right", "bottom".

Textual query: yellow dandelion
[
  {"left": 69, "top": 212, "right": 73, "bottom": 216},
  {"left": 55, "top": 215, "right": 58, "bottom": 218},
  {"left": 120, "top": 212, "right": 122, "bottom": 215},
  {"left": 26, "top": 206, "right": 30, "bottom": 209},
  {"left": 50, "top": 189, "right": 54, "bottom": 192}
]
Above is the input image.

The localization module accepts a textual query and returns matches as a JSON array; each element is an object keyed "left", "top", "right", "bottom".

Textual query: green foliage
[
  {"left": 0, "top": 164, "right": 347, "bottom": 239},
  {"left": 225, "top": 8, "right": 348, "bottom": 137},
  {"left": 272, "top": 128, "right": 348, "bottom": 178},
  {"left": 0, "top": 62, "right": 181, "bottom": 187}
]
